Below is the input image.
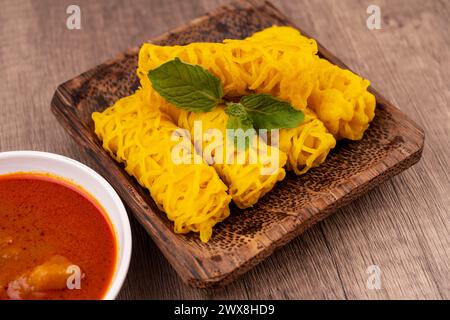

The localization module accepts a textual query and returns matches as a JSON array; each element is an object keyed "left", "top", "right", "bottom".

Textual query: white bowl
[{"left": 0, "top": 151, "right": 132, "bottom": 300}]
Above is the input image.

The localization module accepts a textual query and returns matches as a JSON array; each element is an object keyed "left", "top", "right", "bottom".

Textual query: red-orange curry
[{"left": 0, "top": 173, "right": 117, "bottom": 300}]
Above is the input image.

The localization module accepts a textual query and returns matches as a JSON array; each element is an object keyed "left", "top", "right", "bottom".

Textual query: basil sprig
[
  {"left": 148, "top": 57, "right": 224, "bottom": 112},
  {"left": 148, "top": 58, "right": 304, "bottom": 134},
  {"left": 224, "top": 102, "right": 256, "bottom": 149}
]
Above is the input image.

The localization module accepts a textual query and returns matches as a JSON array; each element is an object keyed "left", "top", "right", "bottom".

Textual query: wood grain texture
[
  {"left": 0, "top": 0, "right": 449, "bottom": 299},
  {"left": 51, "top": 0, "right": 424, "bottom": 289}
]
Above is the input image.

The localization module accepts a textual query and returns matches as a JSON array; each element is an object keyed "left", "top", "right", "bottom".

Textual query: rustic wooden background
[{"left": 0, "top": 0, "right": 448, "bottom": 299}]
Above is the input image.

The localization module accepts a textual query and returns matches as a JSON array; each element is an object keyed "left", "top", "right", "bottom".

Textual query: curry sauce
[{"left": 0, "top": 173, "right": 117, "bottom": 300}]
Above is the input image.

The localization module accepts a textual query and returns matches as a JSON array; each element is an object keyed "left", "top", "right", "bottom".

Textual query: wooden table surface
[{"left": 0, "top": 0, "right": 448, "bottom": 300}]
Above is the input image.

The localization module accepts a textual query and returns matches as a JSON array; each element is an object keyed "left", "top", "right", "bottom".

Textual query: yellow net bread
[
  {"left": 279, "top": 109, "right": 336, "bottom": 175},
  {"left": 307, "top": 59, "right": 376, "bottom": 140},
  {"left": 246, "top": 27, "right": 376, "bottom": 140},
  {"left": 138, "top": 27, "right": 337, "bottom": 176},
  {"left": 92, "top": 90, "right": 231, "bottom": 242},
  {"left": 132, "top": 80, "right": 287, "bottom": 209},
  {"left": 92, "top": 26, "right": 377, "bottom": 242},
  {"left": 167, "top": 104, "right": 287, "bottom": 209},
  {"left": 137, "top": 30, "right": 317, "bottom": 104},
  {"left": 165, "top": 97, "right": 335, "bottom": 178},
  {"left": 138, "top": 26, "right": 375, "bottom": 141}
]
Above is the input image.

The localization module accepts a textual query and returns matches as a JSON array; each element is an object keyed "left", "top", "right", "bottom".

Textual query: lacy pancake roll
[
  {"left": 164, "top": 101, "right": 287, "bottom": 209},
  {"left": 138, "top": 26, "right": 375, "bottom": 141},
  {"left": 92, "top": 90, "right": 231, "bottom": 242},
  {"left": 138, "top": 58, "right": 335, "bottom": 177},
  {"left": 246, "top": 27, "right": 376, "bottom": 140},
  {"left": 279, "top": 109, "right": 336, "bottom": 175}
]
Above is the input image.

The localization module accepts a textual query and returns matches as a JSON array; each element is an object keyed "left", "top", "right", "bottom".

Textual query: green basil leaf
[
  {"left": 225, "top": 103, "right": 255, "bottom": 150},
  {"left": 148, "top": 58, "right": 224, "bottom": 112},
  {"left": 240, "top": 94, "right": 304, "bottom": 130},
  {"left": 224, "top": 102, "right": 248, "bottom": 118}
]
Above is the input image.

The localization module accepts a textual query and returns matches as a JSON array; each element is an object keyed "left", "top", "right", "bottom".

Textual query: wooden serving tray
[{"left": 51, "top": 0, "right": 424, "bottom": 288}]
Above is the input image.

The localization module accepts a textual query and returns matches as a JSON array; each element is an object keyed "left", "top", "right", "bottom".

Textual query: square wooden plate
[{"left": 51, "top": 0, "right": 424, "bottom": 288}]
